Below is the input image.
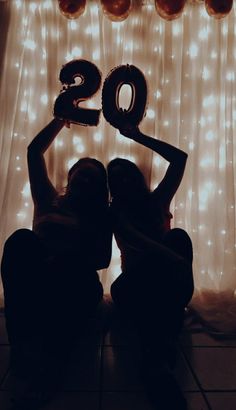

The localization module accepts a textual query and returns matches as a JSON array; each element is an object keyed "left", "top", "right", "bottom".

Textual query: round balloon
[
  {"left": 54, "top": 59, "right": 102, "bottom": 126},
  {"left": 58, "top": 0, "right": 86, "bottom": 19},
  {"left": 102, "top": 64, "right": 147, "bottom": 128},
  {"left": 100, "top": 0, "right": 132, "bottom": 22},
  {"left": 205, "top": 0, "right": 233, "bottom": 18},
  {"left": 155, "top": 0, "right": 186, "bottom": 20}
]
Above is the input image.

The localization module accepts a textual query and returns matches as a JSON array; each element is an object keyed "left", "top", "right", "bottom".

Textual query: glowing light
[
  {"left": 205, "top": 131, "right": 214, "bottom": 141},
  {"left": 73, "top": 136, "right": 82, "bottom": 145},
  {"left": 40, "top": 94, "right": 48, "bottom": 105},
  {"left": 172, "top": 23, "right": 181, "bottom": 36},
  {"left": 28, "top": 111, "right": 36, "bottom": 122},
  {"left": 43, "top": 0, "right": 52, "bottom": 9},
  {"left": 75, "top": 144, "right": 85, "bottom": 154},
  {"left": 71, "top": 47, "right": 82, "bottom": 58},
  {"left": 16, "top": 167, "right": 21, "bottom": 171},
  {"left": 207, "top": 240, "right": 212, "bottom": 246},
  {"left": 15, "top": 0, "right": 22, "bottom": 9},
  {"left": 93, "top": 132, "right": 102, "bottom": 142},
  {"left": 189, "top": 43, "right": 198, "bottom": 58},
  {"left": 21, "top": 182, "right": 31, "bottom": 197},
  {"left": 29, "top": 2, "right": 37, "bottom": 12},
  {"left": 155, "top": 90, "right": 161, "bottom": 99},
  {"left": 222, "top": 23, "right": 228, "bottom": 36},
  {"left": 199, "top": 117, "right": 206, "bottom": 126},
  {"left": 55, "top": 139, "right": 64, "bottom": 148},
  {"left": 199, "top": 28, "right": 209, "bottom": 40},
  {"left": 203, "top": 95, "right": 214, "bottom": 108},
  {"left": 219, "top": 147, "right": 226, "bottom": 169},
  {"left": 41, "top": 27, "right": 47, "bottom": 39},
  {"left": 87, "top": 100, "right": 96, "bottom": 108},
  {"left": 91, "top": 25, "right": 99, "bottom": 36},
  {"left": 93, "top": 50, "right": 100, "bottom": 60},
  {"left": 23, "top": 39, "right": 36, "bottom": 50},
  {"left": 189, "top": 142, "right": 195, "bottom": 151},
  {"left": 211, "top": 50, "right": 218, "bottom": 59},
  {"left": 154, "top": 156, "right": 162, "bottom": 167},
  {"left": 202, "top": 67, "right": 210, "bottom": 80},
  {"left": 226, "top": 71, "right": 235, "bottom": 81},
  {"left": 188, "top": 190, "right": 194, "bottom": 199},
  {"left": 67, "top": 158, "right": 78, "bottom": 170},
  {"left": 20, "top": 102, "right": 27, "bottom": 112},
  {"left": 147, "top": 109, "right": 155, "bottom": 119},
  {"left": 85, "top": 26, "right": 92, "bottom": 35},
  {"left": 17, "top": 212, "right": 26, "bottom": 219},
  {"left": 70, "top": 21, "right": 78, "bottom": 30}
]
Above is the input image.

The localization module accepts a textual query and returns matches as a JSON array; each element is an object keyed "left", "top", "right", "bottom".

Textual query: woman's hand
[
  {"left": 110, "top": 111, "right": 140, "bottom": 139},
  {"left": 118, "top": 122, "right": 139, "bottom": 139}
]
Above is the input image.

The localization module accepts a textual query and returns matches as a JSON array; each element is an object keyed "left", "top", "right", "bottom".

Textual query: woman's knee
[
  {"left": 3, "top": 229, "right": 35, "bottom": 251},
  {"left": 163, "top": 228, "right": 193, "bottom": 264},
  {"left": 1, "top": 229, "right": 42, "bottom": 281}
]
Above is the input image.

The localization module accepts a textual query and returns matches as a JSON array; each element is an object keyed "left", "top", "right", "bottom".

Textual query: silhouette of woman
[
  {"left": 1, "top": 118, "right": 112, "bottom": 382},
  {"left": 107, "top": 122, "right": 194, "bottom": 408}
]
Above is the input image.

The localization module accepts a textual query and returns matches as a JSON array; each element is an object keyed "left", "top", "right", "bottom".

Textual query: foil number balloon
[
  {"left": 54, "top": 59, "right": 148, "bottom": 127},
  {"left": 54, "top": 60, "right": 102, "bottom": 126},
  {"left": 102, "top": 64, "right": 147, "bottom": 128}
]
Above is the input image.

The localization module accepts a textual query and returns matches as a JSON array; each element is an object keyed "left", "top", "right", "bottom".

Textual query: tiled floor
[{"left": 0, "top": 298, "right": 236, "bottom": 410}]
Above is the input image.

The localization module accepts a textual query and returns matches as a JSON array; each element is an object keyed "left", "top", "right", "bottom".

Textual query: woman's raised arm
[
  {"left": 27, "top": 118, "right": 65, "bottom": 206},
  {"left": 118, "top": 123, "right": 187, "bottom": 206}
]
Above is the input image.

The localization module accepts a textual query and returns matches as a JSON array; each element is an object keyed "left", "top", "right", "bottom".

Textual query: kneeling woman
[
  {"left": 108, "top": 123, "right": 194, "bottom": 359},
  {"left": 1, "top": 118, "right": 112, "bottom": 376}
]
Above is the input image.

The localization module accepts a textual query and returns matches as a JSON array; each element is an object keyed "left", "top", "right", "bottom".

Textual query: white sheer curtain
[{"left": 0, "top": 0, "right": 236, "bottom": 330}]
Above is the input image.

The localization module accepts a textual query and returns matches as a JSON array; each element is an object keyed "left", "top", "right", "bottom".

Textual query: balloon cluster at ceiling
[{"left": 58, "top": 0, "right": 233, "bottom": 21}]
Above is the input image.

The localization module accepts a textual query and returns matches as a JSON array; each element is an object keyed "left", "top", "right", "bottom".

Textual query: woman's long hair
[
  {"left": 107, "top": 158, "right": 149, "bottom": 200},
  {"left": 56, "top": 157, "right": 109, "bottom": 210}
]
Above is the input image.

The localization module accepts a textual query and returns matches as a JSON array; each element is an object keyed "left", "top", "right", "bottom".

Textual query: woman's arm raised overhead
[
  {"left": 118, "top": 123, "right": 188, "bottom": 206},
  {"left": 27, "top": 118, "right": 65, "bottom": 206}
]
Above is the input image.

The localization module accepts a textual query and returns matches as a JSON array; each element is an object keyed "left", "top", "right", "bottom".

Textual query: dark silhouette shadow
[
  {"left": 1, "top": 118, "right": 112, "bottom": 408},
  {"left": 107, "top": 122, "right": 194, "bottom": 409}
]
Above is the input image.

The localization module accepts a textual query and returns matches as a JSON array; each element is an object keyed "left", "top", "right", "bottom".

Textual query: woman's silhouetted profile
[
  {"left": 1, "top": 118, "right": 112, "bottom": 400},
  {"left": 108, "top": 122, "right": 194, "bottom": 410}
]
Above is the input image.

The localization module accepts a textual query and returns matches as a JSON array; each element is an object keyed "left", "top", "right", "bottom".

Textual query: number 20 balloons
[{"left": 54, "top": 59, "right": 148, "bottom": 128}]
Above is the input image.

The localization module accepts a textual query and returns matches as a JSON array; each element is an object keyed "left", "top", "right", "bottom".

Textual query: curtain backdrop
[{"left": 0, "top": 0, "right": 236, "bottom": 330}]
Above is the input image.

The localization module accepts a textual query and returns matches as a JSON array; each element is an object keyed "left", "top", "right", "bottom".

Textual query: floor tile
[
  {"left": 42, "top": 391, "right": 99, "bottom": 410},
  {"left": 207, "top": 393, "right": 236, "bottom": 410},
  {"left": 63, "top": 346, "right": 101, "bottom": 391},
  {"left": 104, "top": 311, "right": 140, "bottom": 347},
  {"left": 184, "top": 392, "right": 209, "bottom": 410},
  {"left": 102, "top": 392, "right": 153, "bottom": 410},
  {"left": 0, "top": 390, "right": 99, "bottom": 410},
  {"left": 0, "top": 346, "right": 10, "bottom": 386},
  {"left": 102, "top": 346, "right": 143, "bottom": 391},
  {"left": 0, "top": 315, "right": 8, "bottom": 345},
  {"left": 184, "top": 347, "right": 236, "bottom": 390},
  {"left": 174, "top": 351, "right": 199, "bottom": 391}
]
